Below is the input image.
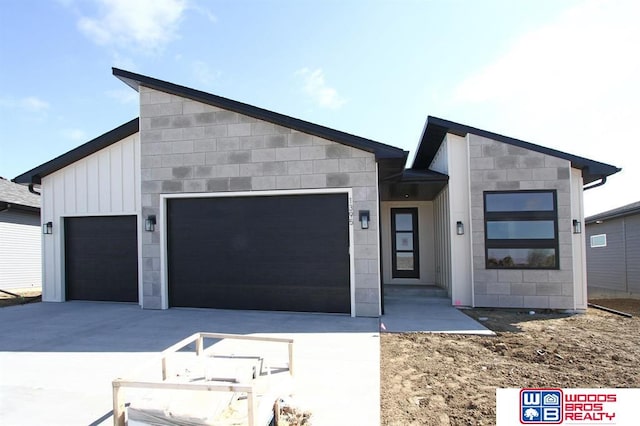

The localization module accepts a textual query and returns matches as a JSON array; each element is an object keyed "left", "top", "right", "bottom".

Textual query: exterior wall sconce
[
  {"left": 42, "top": 221, "right": 53, "bottom": 235},
  {"left": 456, "top": 221, "right": 464, "bottom": 235},
  {"left": 359, "top": 210, "right": 370, "bottom": 229},
  {"left": 573, "top": 219, "right": 582, "bottom": 234},
  {"left": 145, "top": 215, "right": 156, "bottom": 232}
]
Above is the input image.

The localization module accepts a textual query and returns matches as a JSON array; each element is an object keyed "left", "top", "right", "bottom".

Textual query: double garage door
[
  {"left": 64, "top": 193, "right": 351, "bottom": 313},
  {"left": 167, "top": 193, "right": 351, "bottom": 314}
]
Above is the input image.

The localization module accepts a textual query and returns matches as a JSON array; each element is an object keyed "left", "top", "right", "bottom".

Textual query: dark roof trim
[
  {"left": 0, "top": 201, "right": 40, "bottom": 214},
  {"left": 389, "top": 168, "right": 449, "bottom": 183},
  {"left": 113, "top": 68, "right": 407, "bottom": 161},
  {"left": 413, "top": 116, "right": 621, "bottom": 185},
  {"left": 585, "top": 201, "right": 640, "bottom": 224},
  {"left": 13, "top": 118, "right": 139, "bottom": 185}
]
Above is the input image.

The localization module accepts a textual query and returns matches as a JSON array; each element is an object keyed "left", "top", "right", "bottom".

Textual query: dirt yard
[
  {"left": 381, "top": 299, "right": 640, "bottom": 426},
  {"left": 0, "top": 288, "right": 41, "bottom": 308}
]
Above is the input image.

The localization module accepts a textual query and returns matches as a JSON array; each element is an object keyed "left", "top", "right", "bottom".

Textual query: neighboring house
[
  {"left": 0, "top": 177, "right": 41, "bottom": 289},
  {"left": 13, "top": 68, "right": 621, "bottom": 316},
  {"left": 585, "top": 201, "right": 640, "bottom": 298}
]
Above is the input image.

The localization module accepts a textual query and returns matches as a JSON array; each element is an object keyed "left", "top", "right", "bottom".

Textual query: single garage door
[
  {"left": 65, "top": 216, "right": 138, "bottom": 302},
  {"left": 167, "top": 193, "right": 351, "bottom": 313}
]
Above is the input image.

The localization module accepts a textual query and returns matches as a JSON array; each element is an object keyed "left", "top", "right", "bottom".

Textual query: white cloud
[
  {"left": 296, "top": 68, "right": 347, "bottom": 109},
  {"left": 77, "top": 0, "right": 188, "bottom": 51},
  {"left": 20, "top": 97, "right": 50, "bottom": 112},
  {"left": 450, "top": 1, "right": 640, "bottom": 215},
  {"left": 0, "top": 96, "right": 50, "bottom": 112},
  {"left": 106, "top": 89, "right": 138, "bottom": 104},
  {"left": 62, "top": 128, "right": 87, "bottom": 142},
  {"left": 192, "top": 61, "right": 220, "bottom": 87}
]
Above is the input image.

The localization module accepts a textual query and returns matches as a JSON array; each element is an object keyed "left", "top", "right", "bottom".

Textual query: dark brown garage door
[
  {"left": 167, "top": 193, "right": 350, "bottom": 313},
  {"left": 65, "top": 216, "right": 138, "bottom": 302}
]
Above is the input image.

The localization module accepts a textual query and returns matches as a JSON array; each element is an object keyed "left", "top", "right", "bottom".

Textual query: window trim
[
  {"left": 590, "top": 234, "right": 607, "bottom": 248},
  {"left": 391, "top": 208, "right": 420, "bottom": 278},
  {"left": 484, "top": 190, "right": 559, "bottom": 270}
]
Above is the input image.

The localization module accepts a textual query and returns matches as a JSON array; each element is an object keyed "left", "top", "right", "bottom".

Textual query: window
[
  {"left": 484, "top": 191, "right": 559, "bottom": 269},
  {"left": 391, "top": 208, "right": 420, "bottom": 278},
  {"left": 590, "top": 234, "right": 607, "bottom": 248}
]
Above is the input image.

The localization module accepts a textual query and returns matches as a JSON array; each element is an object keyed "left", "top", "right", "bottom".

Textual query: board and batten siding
[
  {"left": 40, "top": 133, "right": 141, "bottom": 302},
  {"left": 0, "top": 210, "right": 41, "bottom": 289},
  {"left": 433, "top": 186, "right": 452, "bottom": 295}
]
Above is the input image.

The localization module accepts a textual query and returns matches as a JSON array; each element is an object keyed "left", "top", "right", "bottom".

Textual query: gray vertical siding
[{"left": 586, "top": 214, "right": 640, "bottom": 297}]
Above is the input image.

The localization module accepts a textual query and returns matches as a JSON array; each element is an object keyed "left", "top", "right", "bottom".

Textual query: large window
[{"left": 484, "top": 191, "right": 559, "bottom": 269}]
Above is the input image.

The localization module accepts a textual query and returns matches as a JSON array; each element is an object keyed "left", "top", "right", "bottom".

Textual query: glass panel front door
[{"left": 391, "top": 208, "right": 419, "bottom": 278}]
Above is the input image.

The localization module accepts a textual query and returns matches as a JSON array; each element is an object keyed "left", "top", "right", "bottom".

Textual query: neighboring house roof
[
  {"left": 413, "top": 116, "right": 621, "bottom": 185},
  {"left": 113, "top": 68, "right": 408, "bottom": 162},
  {"left": 13, "top": 119, "right": 139, "bottom": 185},
  {"left": 0, "top": 177, "right": 40, "bottom": 212},
  {"left": 585, "top": 201, "right": 640, "bottom": 224}
]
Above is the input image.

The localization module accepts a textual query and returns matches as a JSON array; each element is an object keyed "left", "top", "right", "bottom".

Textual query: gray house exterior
[
  {"left": 0, "top": 177, "right": 41, "bottom": 289},
  {"left": 13, "top": 68, "right": 621, "bottom": 316},
  {"left": 585, "top": 201, "right": 640, "bottom": 298}
]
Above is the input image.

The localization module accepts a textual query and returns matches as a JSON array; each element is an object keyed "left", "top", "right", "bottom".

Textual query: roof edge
[
  {"left": 112, "top": 68, "right": 406, "bottom": 161},
  {"left": 413, "top": 116, "right": 621, "bottom": 185},
  {"left": 585, "top": 201, "right": 640, "bottom": 223},
  {"left": 13, "top": 118, "right": 139, "bottom": 184}
]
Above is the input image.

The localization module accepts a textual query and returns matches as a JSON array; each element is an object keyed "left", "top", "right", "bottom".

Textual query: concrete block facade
[
  {"left": 468, "top": 134, "right": 575, "bottom": 309},
  {"left": 139, "top": 86, "right": 380, "bottom": 316}
]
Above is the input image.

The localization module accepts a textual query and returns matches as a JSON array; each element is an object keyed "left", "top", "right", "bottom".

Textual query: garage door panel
[
  {"left": 168, "top": 194, "right": 351, "bottom": 313},
  {"left": 65, "top": 216, "right": 138, "bottom": 302},
  {"left": 170, "top": 283, "right": 349, "bottom": 312}
]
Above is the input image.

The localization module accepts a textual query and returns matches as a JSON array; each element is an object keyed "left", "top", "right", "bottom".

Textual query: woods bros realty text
[{"left": 497, "top": 388, "right": 639, "bottom": 425}]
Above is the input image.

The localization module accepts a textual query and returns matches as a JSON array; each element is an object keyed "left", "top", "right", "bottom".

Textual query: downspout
[
  {"left": 28, "top": 183, "right": 41, "bottom": 195},
  {"left": 583, "top": 176, "right": 606, "bottom": 191}
]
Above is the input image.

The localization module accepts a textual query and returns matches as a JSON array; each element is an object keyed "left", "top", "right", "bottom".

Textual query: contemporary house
[
  {"left": 585, "top": 201, "right": 640, "bottom": 298},
  {"left": 13, "top": 68, "right": 621, "bottom": 316},
  {"left": 0, "top": 177, "right": 41, "bottom": 289}
]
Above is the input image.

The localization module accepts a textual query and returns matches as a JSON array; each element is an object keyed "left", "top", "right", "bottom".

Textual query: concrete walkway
[
  {"left": 381, "top": 294, "right": 494, "bottom": 335},
  {"left": 0, "top": 302, "right": 379, "bottom": 426}
]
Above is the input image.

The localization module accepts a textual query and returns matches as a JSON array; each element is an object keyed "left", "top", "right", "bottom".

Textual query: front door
[{"left": 391, "top": 208, "right": 420, "bottom": 278}]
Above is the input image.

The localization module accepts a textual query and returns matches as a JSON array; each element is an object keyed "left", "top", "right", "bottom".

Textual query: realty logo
[{"left": 520, "top": 389, "right": 563, "bottom": 424}]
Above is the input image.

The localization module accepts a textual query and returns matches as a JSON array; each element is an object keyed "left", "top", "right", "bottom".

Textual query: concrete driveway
[{"left": 0, "top": 302, "right": 379, "bottom": 426}]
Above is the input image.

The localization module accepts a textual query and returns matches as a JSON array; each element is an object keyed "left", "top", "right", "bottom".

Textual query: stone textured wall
[
  {"left": 468, "top": 134, "right": 575, "bottom": 309},
  {"left": 139, "top": 86, "right": 380, "bottom": 316}
]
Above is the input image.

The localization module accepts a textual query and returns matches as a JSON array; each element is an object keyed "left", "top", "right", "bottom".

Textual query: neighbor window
[
  {"left": 484, "top": 191, "right": 559, "bottom": 269},
  {"left": 590, "top": 234, "right": 607, "bottom": 248}
]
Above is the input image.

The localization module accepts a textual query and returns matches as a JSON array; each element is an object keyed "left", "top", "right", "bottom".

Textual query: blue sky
[{"left": 0, "top": 0, "right": 637, "bottom": 215}]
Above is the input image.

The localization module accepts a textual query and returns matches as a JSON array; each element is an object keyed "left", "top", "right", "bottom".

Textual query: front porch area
[{"left": 380, "top": 285, "right": 493, "bottom": 334}]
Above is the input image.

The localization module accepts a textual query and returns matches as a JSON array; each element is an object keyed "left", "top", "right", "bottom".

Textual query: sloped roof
[
  {"left": 13, "top": 119, "right": 139, "bottom": 185},
  {"left": 113, "top": 68, "right": 408, "bottom": 161},
  {"left": 13, "top": 70, "right": 410, "bottom": 185},
  {"left": 0, "top": 177, "right": 40, "bottom": 210},
  {"left": 585, "top": 200, "right": 640, "bottom": 224},
  {"left": 413, "top": 116, "right": 621, "bottom": 185}
]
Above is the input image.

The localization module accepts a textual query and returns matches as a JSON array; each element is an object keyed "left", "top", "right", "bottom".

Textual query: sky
[{"left": 0, "top": 0, "right": 638, "bottom": 216}]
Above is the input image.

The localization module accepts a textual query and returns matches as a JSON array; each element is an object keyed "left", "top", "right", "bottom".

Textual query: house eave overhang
[
  {"left": 0, "top": 201, "right": 40, "bottom": 214},
  {"left": 112, "top": 68, "right": 408, "bottom": 163},
  {"left": 585, "top": 201, "right": 640, "bottom": 224},
  {"left": 412, "top": 116, "right": 621, "bottom": 186},
  {"left": 380, "top": 168, "right": 449, "bottom": 201},
  {"left": 13, "top": 118, "right": 140, "bottom": 185}
]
